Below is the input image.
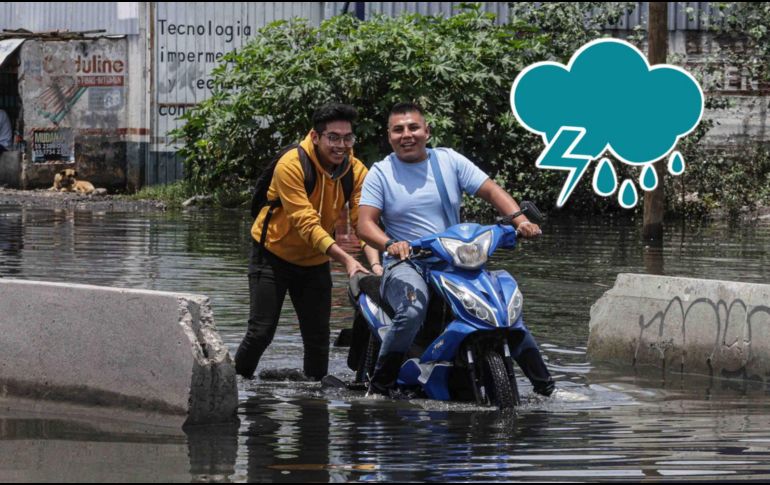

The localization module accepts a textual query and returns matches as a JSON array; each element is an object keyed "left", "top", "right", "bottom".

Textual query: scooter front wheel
[{"left": 482, "top": 350, "right": 518, "bottom": 409}]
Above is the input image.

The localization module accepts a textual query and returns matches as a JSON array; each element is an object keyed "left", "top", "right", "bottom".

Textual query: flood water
[{"left": 0, "top": 204, "right": 769, "bottom": 482}]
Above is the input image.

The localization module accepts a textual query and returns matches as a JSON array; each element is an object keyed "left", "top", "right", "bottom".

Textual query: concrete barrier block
[
  {"left": 0, "top": 279, "right": 238, "bottom": 426},
  {"left": 588, "top": 274, "right": 770, "bottom": 379}
]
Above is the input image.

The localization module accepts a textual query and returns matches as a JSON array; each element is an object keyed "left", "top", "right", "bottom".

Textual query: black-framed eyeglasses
[{"left": 322, "top": 133, "right": 356, "bottom": 146}]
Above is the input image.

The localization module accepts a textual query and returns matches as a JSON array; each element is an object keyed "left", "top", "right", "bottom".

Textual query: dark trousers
[
  {"left": 513, "top": 331, "right": 553, "bottom": 393},
  {"left": 235, "top": 245, "right": 332, "bottom": 380}
]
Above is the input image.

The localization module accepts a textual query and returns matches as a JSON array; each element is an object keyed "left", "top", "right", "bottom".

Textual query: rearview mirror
[{"left": 519, "top": 201, "right": 545, "bottom": 224}]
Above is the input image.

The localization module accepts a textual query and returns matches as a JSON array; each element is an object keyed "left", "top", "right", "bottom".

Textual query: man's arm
[
  {"left": 358, "top": 205, "right": 410, "bottom": 261},
  {"left": 348, "top": 162, "right": 382, "bottom": 274},
  {"left": 326, "top": 243, "right": 370, "bottom": 278},
  {"left": 362, "top": 243, "right": 383, "bottom": 276},
  {"left": 475, "top": 179, "right": 541, "bottom": 238},
  {"left": 358, "top": 205, "right": 389, "bottom": 250},
  {"left": 273, "top": 155, "right": 368, "bottom": 277}
]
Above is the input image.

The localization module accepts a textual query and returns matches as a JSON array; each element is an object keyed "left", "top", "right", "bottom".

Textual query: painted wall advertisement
[
  {"left": 31, "top": 128, "right": 74, "bottom": 162},
  {"left": 21, "top": 38, "right": 128, "bottom": 163}
]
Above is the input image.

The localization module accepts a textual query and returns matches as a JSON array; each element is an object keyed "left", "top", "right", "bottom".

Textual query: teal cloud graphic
[{"left": 510, "top": 38, "right": 704, "bottom": 208}]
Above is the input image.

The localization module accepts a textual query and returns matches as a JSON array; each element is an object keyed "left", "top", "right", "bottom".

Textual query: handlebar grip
[{"left": 412, "top": 248, "right": 433, "bottom": 258}]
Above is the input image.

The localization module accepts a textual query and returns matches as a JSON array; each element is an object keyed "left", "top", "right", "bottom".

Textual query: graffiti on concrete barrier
[{"left": 636, "top": 296, "right": 770, "bottom": 376}]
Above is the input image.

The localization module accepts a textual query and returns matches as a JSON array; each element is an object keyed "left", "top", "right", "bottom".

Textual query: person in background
[{"left": 0, "top": 109, "right": 12, "bottom": 154}]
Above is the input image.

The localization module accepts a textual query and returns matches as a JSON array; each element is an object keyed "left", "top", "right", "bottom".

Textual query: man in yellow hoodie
[{"left": 235, "top": 103, "right": 381, "bottom": 381}]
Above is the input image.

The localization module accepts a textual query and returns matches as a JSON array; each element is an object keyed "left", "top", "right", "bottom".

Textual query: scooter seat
[{"left": 349, "top": 273, "right": 394, "bottom": 318}]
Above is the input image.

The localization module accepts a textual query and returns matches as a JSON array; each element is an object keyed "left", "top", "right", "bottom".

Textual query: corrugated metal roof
[
  {"left": 0, "top": 2, "right": 719, "bottom": 34},
  {"left": 324, "top": 2, "right": 511, "bottom": 23},
  {"left": 323, "top": 2, "right": 716, "bottom": 31},
  {"left": 0, "top": 2, "right": 139, "bottom": 35}
]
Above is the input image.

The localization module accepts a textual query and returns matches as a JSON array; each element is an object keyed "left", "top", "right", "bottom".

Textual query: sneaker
[
  {"left": 366, "top": 380, "right": 391, "bottom": 397},
  {"left": 320, "top": 375, "right": 347, "bottom": 389},
  {"left": 533, "top": 379, "right": 556, "bottom": 397},
  {"left": 259, "top": 368, "right": 309, "bottom": 381}
]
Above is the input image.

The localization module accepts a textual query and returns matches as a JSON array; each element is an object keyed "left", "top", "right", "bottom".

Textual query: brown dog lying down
[{"left": 50, "top": 169, "right": 96, "bottom": 194}]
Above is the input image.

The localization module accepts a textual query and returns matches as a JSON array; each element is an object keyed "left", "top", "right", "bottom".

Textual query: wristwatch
[{"left": 384, "top": 238, "right": 398, "bottom": 251}]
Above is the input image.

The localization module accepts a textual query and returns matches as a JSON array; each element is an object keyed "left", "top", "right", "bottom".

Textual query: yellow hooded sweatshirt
[{"left": 251, "top": 132, "right": 368, "bottom": 266}]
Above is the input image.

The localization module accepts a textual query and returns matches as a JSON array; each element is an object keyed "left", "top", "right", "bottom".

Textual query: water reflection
[
  {"left": 0, "top": 212, "right": 22, "bottom": 276},
  {"left": 0, "top": 407, "right": 191, "bottom": 482},
  {"left": 0, "top": 204, "right": 768, "bottom": 481},
  {"left": 186, "top": 423, "right": 239, "bottom": 482},
  {"left": 235, "top": 392, "right": 558, "bottom": 482},
  {"left": 201, "top": 382, "right": 770, "bottom": 481}
]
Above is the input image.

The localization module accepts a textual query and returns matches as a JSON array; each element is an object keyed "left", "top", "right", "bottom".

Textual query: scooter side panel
[
  {"left": 358, "top": 294, "right": 392, "bottom": 342},
  {"left": 423, "top": 364, "right": 452, "bottom": 400},
  {"left": 398, "top": 359, "right": 452, "bottom": 401}
]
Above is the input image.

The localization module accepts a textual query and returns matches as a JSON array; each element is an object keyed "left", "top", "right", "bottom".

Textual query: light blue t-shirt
[{"left": 360, "top": 147, "right": 489, "bottom": 242}]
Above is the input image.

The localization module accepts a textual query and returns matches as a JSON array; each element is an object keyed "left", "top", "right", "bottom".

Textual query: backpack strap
[
  {"left": 428, "top": 149, "right": 460, "bottom": 227},
  {"left": 341, "top": 159, "right": 354, "bottom": 203},
  {"left": 297, "top": 146, "right": 316, "bottom": 197},
  {"left": 250, "top": 143, "right": 298, "bottom": 219},
  {"left": 258, "top": 147, "right": 354, "bottom": 258},
  {"left": 258, "top": 146, "right": 316, "bottom": 261}
]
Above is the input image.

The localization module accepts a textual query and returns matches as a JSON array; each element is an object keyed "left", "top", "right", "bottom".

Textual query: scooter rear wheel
[
  {"left": 355, "top": 331, "right": 380, "bottom": 383},
  {"left": 483, "top": 350, "right": 517, "bottom": 409}
]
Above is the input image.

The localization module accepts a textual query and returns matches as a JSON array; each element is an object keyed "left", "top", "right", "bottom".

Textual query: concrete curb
[
  {"left": 0, "top": 279, "right": 237, "bottom": 426},
  {"left": 588, "top": 274, "right": 770, "bottom": 379}
]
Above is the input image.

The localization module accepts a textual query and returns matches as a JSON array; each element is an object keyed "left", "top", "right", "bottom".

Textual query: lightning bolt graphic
[{"left": 536, "top": 126, "right": 593, "bottom": 207}]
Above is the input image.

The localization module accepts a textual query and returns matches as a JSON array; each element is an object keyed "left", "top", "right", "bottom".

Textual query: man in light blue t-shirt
[{"left": 358, "top": 102, "right": 554, "bottom": 397}]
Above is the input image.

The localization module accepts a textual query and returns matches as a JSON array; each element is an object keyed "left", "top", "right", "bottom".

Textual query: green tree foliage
[
  {"left": 176, "top": 3, "right": 768, "bottom": 217},
  {"left": 664, "top": 3, "right": 770, "bottom": 216},
  {"left": 711, "top": 2, "right": 770, "bottom": 83},
  {"left": 175, "top": 4, "right": 634, "bottom": 214}
]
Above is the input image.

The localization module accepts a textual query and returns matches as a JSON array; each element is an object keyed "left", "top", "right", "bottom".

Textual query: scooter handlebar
[{"left": 411, "top": 248, "right": 433, "bottom": 259}]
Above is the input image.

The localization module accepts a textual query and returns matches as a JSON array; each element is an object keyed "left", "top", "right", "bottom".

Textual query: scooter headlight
[
  {"left": 441, "top": 276, "right": 499, "bottom": 327},
  {"left": 507, "top": 287, "right": 523, "bottom": 325},
  {"left": 439, "top": 231, "right": 493, "bottom": 270}
]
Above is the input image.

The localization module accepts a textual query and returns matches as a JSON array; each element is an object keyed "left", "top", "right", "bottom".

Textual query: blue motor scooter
[{"left": 345, "top": 202, "right": 545, "bottom": 408}]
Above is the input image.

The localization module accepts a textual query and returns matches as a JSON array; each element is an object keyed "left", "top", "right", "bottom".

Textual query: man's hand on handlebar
[
  {"left": 387, "top": 241, "right": 411, "bottom": 261},
  {"left": 516, "top": 221, "right": 542, "bottom": 239}
]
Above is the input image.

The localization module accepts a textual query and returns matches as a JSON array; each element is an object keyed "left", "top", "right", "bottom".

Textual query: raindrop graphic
[
  {"left": 593, "top": 158, "right": 618, "bottom": 196},
  {"left": 668, "top": 151, "right": 685, "bottom": 175},
  {"left": 619, "top": 179, "right": 638, "bottom": 208},
  {"left": 640, "top": 164, "right": 658, "bottom": 191}
]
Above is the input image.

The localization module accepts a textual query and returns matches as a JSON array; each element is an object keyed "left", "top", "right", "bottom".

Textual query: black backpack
[{"left": 251, "top": 144, "right": 354, "bottom": 246}]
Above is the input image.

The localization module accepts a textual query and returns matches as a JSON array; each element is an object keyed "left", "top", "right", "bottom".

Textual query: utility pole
[{"left": 643, "top": 2, "right": 668, "bottom": 243}]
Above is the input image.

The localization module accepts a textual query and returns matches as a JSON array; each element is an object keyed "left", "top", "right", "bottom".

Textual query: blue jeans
[{"left": 378, "top": 260, "right": 429, "bottom": 358}]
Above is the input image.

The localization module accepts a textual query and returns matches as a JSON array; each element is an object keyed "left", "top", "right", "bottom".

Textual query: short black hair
[
  {"left": 312, "top": 103, "right": 358, "bottom": 133},
  {"left": 389, "top": 102, "right": 426, "bottom": 119}
]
